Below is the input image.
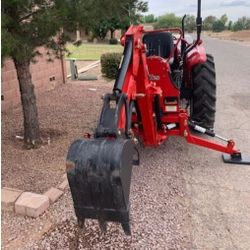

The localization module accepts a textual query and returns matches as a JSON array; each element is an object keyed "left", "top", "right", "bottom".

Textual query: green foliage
[
  {"left": 123, "top": 0, "right": 148, "bottom": 24},
  {"left": 232, "top": 16, "right": 250, "bottom": 31},
  {"left": 90, "top": 0, "right": 148, "bottom": 40},
  {"left": 1, "top": 0, "right": 132, "bottom": 63},
  {"left": 107, "top": 18, "right": 122, "bottom": 38},
  {"left": 144, "top": 14, "right": 156, "bottom": 23},
  {"left": 220, "top": 14, "right": 228, "bottom": 26},
  {"left": 185, "top": 15, "right": 196, "bottom": 32},
  {"left": 2, "top": 1, "right": 65, "bottom": 61},
  {"left": 203, "top": 14, "right": 249, "bottom": 32},
  {"left": 92, "top": 18, "right": 121, "bottom": 40},
  {"left": 212, "top": 20, "right": 225, "bottom": 32},
  {"left": 101, "top": 52, "right": 122, "bottom": 79},
  {"left": 203, "top": 16, "right": 217, "bottom": 30},
  {"left": 228, "top": 20, "right": 233, "bottom": 30},
  {"left": 92, "top": 20, "right": 110, "bottom": 40},
  {"left": 109, "top": 38, "right": 119, "bottom": 45},
  {"left": 154, "top": 13, "right": 181, "bottom": 29}
]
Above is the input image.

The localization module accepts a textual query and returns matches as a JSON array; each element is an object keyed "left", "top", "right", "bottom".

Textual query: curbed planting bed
[
  {"left": 2, "top": 174, "right": 68, "bottom": 218},
  {"left": 1, "top": 65, "right": 113, "bottom": 194}
]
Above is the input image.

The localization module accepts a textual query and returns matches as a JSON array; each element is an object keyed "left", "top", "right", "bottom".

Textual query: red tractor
[{"left": 66, "top": 0, "right": 250, "bottom": 235}]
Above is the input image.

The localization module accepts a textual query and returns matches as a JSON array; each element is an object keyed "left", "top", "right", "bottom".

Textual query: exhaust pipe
[
  {"left": 183, "top": 0, "right": 203, "bottom": 58},
  {"left": 196, "top": 0, "right": 202, "bottom": 42}
]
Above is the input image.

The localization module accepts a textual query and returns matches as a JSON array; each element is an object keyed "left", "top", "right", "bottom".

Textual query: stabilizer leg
[
  {"left": 222, "top": 153, "right": 250, "bottom": 165},
  {"left": 180, "top": 117, "right": 250, "bottom": 165}
]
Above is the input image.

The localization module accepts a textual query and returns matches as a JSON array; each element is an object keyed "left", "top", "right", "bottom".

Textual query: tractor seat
[{"left": 143, "top": 32, "right": 174, "bottom": 59}]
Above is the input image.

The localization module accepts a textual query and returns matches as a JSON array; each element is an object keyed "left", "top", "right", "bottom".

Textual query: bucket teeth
[
  {"left": 122, "top": 223, "right": 131, "bottom": 236},
  {"left": 98, "top": 219, "right": 107, "bottom": 233},
  {"left": 66, "top": 138, "right": 135, "bottom": 235},
  {"left": 77, "top": 218, "right": 85, "bottom": 229}
]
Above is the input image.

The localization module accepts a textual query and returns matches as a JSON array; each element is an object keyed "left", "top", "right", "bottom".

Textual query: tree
[
  {"left": 211, "top": 14, "right": 228, "bottom": 32},
  {"left": 233, "top": 16, "right": 250, "bottom": 31},
  {"left": 185, "top": 15, "right": 196, "bottom": 32},
  {"left": 144, "top": 14, "right": 156, "bottom": 23},
  {"left": 220, "top": 14, "right": 228, "bottom": 26},
  {"left": 90, "top": 0, "right": 148, "bottom": 40},
  {"left": 203, "top": 15, "right": 217, "bottom": 30},
  {"left": 93, "top": 18, "right": 121, "bottom": 40},
  {"left": 92, "top": 20, "right": 110, "bottom": 40},
  {"left": 212, "top": 20, "right": 225, "bottom": 32},
  {"left": 1, "top": 0, "right": 125, "bottom": 147},
  {"left": 108, "top": 18, "right": 122, "bottom": 39},
  {"left": 228, "top": 20, "right": 233, "bottom": 30},
  {"left": 121, "top": 0, "right": 148, "bottom": 26},
  {"left": 154, "top": 13, "right": 181, "bottom": 29},
  {"left": 203, "top": 14, "right": 228, "bottom": 32}
]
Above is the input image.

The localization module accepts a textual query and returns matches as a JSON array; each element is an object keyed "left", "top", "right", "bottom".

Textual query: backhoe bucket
[{"left": 66, "top": 138, "right": 135, "bottom": 235}]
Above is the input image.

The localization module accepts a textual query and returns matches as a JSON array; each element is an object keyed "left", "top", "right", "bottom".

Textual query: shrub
[
  {"left": 109, "top": 38, "right": 119, "bottom": 45},
  {"left": 212, "top": 20, "right": 225, "bottom": 32},
  {"left": 101, "top": 52, "right": 122, "bottom": 79},
  {"left": 154, "top": 13, "right": 181, "bottom": 29}
]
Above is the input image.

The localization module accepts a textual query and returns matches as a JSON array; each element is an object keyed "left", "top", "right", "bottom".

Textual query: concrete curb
[{"left": 1, "top": 174, "right": 68, "bottom": 218}]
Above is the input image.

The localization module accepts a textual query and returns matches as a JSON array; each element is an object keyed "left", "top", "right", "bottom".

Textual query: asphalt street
[{"left": 184, "top": 36, "right": 250, "bottom": 249}]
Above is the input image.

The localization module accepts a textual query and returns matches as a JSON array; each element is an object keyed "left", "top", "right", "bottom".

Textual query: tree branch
[{"left": 19, "top": 10, "right": 41, "bottom": 22}]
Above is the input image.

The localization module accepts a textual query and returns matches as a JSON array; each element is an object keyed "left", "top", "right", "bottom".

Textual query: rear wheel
[{"left": 190, "top": 54, "right": 216, "bottom": 130}]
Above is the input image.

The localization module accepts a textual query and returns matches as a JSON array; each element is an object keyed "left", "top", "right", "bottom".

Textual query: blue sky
[{"left": 146, "top": 0, "right": 250, "bottom": 21}]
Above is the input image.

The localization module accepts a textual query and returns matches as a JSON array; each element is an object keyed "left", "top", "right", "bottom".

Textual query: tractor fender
[
  {"left": 185, "top": 43, "right": 207, "bottom": 86},
  {"left": 186, "top": 44, "right": 207, "bottom": 70}
]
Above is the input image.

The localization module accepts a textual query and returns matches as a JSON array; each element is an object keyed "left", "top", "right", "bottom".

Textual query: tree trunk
[
  {"left": 110, "top": 30, "right": 114, "bottom": 39},
  {"left": 85, "top": 27, "right": 89, "bottom": 36},
  {"left": 13, "top": 59, "right": 41, "bottom": 147},
  {"left": 76, "top": 29, "right": 81, "bottom": 41}
]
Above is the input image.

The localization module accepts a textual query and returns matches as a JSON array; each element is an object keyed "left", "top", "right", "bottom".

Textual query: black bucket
[{"left": 66, "top": 138, "right": 135, "bottom": 235}]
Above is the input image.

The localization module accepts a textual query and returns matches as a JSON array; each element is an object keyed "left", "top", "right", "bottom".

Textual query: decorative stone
[
  {"left": 44, "top": 187, "right": 63, "bottom": 204},
  {"left": 57, "top": 179, "right": 68, "bottom": 191},
  {"left": 15, "top": 192, "right": 49, "bottom": 218},
  {"left": 1, "top": 187, "right": 23, "bottom": 211},
  {"left": 62, "top": 173, "right": 67, "bottom": 180}
]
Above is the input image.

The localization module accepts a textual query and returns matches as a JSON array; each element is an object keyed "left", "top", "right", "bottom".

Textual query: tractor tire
[{"left": 190, "top": 54, "right": 216, "bottom": 130}]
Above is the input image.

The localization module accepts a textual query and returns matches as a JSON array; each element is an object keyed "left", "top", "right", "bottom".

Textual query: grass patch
[{"left": 66, "top": 43, "right": 123, "bottom": 61}]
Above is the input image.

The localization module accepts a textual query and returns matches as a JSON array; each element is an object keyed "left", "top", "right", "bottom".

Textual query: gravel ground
[
  {"left": 2, "top": 36, "right": 250, "bottom": 249},
  {"left": 2, "top": 139, "right": 192, "bottom": 249},
  {"left": 1, "top": 67, "right": 111, "bottom": 193},
  {"left": 1, "top": 65, "right": 192, "bottom": 249}
]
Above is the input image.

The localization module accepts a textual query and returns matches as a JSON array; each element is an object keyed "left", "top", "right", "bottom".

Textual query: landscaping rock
[
  {"left": 62, "top": 173, "right": 67, "bottom": 180},
  {"left": 15, "top": 192, "right": 49, "bottom": 218},
  {"left": 1, "top": 187, "right": 23, "bottom": 211},
  {"left": 57, "top": 179, "right": 68, "bottom": 191},
  {"left": 44, "top": 187, "right": 63, "bottom": 204}
]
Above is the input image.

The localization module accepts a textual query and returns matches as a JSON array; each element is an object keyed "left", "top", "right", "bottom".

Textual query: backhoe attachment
[
  {"left": 66, "top": 33, "right": 137, "bottom": 234},
  {"left": 66, "top": 9, "right": 249, "bottom": 235}
]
